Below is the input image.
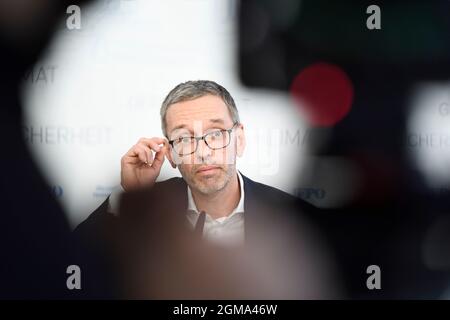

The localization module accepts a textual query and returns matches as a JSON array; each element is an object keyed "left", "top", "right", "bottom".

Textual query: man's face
[{"left": 165, "top": 95, "right": 246, "bottom": 195}]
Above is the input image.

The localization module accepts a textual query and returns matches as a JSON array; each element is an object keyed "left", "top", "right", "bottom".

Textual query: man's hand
[{"left": 120, "top": 137, "right": 171, "bottom": 191}]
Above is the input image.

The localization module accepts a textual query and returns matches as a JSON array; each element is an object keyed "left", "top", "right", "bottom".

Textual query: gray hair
[{"left": 160, "top": 80, "right": 240, "bottom": 137}]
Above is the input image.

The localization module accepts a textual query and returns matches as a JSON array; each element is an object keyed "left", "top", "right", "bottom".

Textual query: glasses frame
[{"left": 168, "top": 122, "right": 239, "bottom": 156}]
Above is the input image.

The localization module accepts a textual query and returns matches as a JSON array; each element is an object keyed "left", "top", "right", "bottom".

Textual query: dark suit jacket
[{"left": 75, "top": 171, "right": 321, "bottom": 243}]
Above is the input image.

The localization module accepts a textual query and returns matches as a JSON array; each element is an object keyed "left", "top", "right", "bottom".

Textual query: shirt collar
[{"left": 187, "top": 170, "right": 245, "bottom": 219}]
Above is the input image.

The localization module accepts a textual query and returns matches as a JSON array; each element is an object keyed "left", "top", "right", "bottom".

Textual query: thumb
[{"left": 151, "top": 149, "right": 166, "bottom": 173}]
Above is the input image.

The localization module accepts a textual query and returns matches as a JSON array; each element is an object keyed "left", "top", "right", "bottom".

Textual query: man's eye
[{"left": 211, "top": 131, "right": 222, "bottom": 138}]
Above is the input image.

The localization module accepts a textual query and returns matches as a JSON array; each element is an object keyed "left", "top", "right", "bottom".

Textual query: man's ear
[{"left": 236, "top": 123, "right": 246, "bottom": 158}]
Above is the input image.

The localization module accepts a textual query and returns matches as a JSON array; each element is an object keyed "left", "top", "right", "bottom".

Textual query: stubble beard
[{"left": 180, "top": 164, "right": 235, "bottom": 195}]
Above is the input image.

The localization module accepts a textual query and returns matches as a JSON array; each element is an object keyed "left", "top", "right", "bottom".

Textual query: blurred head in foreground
[{"left": 114, "top": 189, "right": 340, "bottom": 299}]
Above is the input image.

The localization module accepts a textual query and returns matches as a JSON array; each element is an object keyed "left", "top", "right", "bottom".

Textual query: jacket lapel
[{"left": 239, "top": 171, "right": 260, "bottom": 244}]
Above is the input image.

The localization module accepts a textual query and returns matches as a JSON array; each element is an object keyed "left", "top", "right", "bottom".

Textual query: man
[{"left": 75, "top": 80, "right": 340, "bottom": 299}]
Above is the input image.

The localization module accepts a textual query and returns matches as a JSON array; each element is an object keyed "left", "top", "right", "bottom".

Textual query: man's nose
[{"left": 195, "top": 138, "right": 212, "bottom": 161}]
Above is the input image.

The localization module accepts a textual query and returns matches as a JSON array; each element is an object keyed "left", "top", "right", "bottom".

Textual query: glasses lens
[
  {"left": 205, "top": 130, "right": 229, "bottom": 149},
  {"left": 173, "top": 137, "right": 196, "bottom": 155},
  {"left": 173, "top": 129, "right": 232, "bottom": 156}
]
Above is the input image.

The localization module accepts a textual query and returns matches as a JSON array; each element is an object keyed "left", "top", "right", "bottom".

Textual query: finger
[
  {"left": 138, "top": 145, "right": 155, "bottom": 164},
  {"left": 138, "top": 137, "right": 166, "bottom": 151},
  {"left": 162, "top": 138, "right": 170, "bottom": 150},
  {"left": 136, "top": 141, "right": 163, "bottom": 162},
  {"left": 143, "top": 141, "right": 162, "bottom": 154},
  {"left": 162, "top": 141, "right": 176, "bottom": 168},
  {"left": 123, "top": 138, "right": 167, "bottom": 165},
  {"left": 124, "top": 144, "right": 139, "bottom": 159},
  {"left": 122, "top": 147, "right": 142, "bottom": 165},
  {"left": 132, "top": 145, "right": 152, "bottom": 164},
  {"left": 122, "top": 154, "right": 140, "bottom": 165},
  {"left": 151, "top": 149, "right": 166, "bottom": 172},
  {"left": 136, "top": 148, "right": 149, "bottom": 164},
  {"left": 153, "top": 141, "right": 168, "bottom": 164}
]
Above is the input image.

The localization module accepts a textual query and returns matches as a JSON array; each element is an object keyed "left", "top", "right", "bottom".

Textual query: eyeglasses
[{"left": 168, "top": 122, "right": 239, "bottom": 156}]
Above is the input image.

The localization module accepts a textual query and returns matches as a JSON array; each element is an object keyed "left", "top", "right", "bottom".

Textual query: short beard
[{"left": 180, "top": 164, "right": 235, "bottom": 195}]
